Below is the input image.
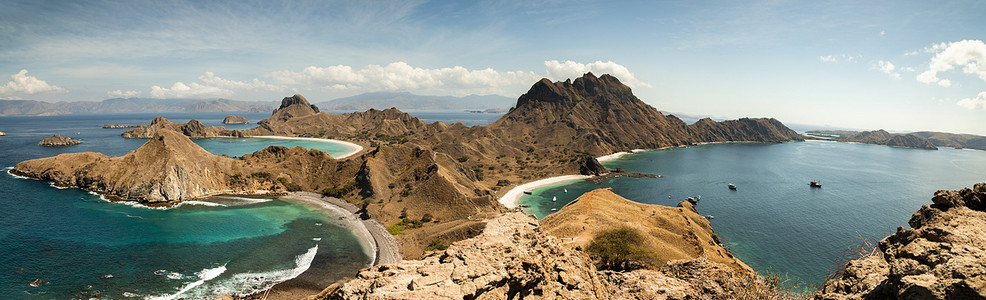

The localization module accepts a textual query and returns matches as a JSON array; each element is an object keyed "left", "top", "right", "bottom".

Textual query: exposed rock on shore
[
  {"left": 816, "top": 183, "right": 986, "bottom": 299},
  {"left": 329, "top": 211, "right": 788, "bottom": 299},
  {"left": 38, "top": 134, "right": 81, "bottom": 146},
  {"left": 222, "top": 115, "right": 249, "bottom": 124}
]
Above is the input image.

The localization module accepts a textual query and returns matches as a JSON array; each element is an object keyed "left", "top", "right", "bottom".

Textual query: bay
[{"left": 521, "top": 141, "right": 986, "bottom": 288}]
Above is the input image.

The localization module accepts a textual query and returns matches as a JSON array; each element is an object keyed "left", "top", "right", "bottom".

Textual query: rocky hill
[
  {"left": 541, "top": 188, "right": 753, "bottom": 273},
  {"left": 911, "top": 131, "right": 986, "bottom": 151},
  {"left": 15, "top": 130, "right": 250, "bottom": 203},
  {"left": 121, "top": 116, "right": 240, "bottom": 138},
  {"left": 38, "top": 134, "right": 81, "bottom": 146},
  {"left": 816, "top": 183, "right": 986, "bottom": 299},
  {"left": 328, "top": 211, "right": 790, "bottom": 299}
]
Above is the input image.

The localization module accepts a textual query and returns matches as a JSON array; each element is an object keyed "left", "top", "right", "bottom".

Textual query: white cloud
[
  {"left": 0, "top": 69, "right": 65, "bottom": 95},
  {"left": 149, "top": 72, "right": 284, "bottom": 99},
  {"left": 819, "top": 55, "right": 836, "bottom": 62},
  {"left": 543, "top": 60, "right": 652, "bottom": 88},
  {"left": 265, "top": 60, "right": 650, "bottom": 97},
  {"left": 107, "top": 90, "right": 141, "bottom": 98},
  {"left": 916, "top": 40, "right": 986, "bottom": 87},
  {"left": 880, "top": 30, "right": 886, "bottom": 36},
  {"left": 198, "top": 72, "right": 284, "bottom": 92},
  {"left": 150, "top": 82, "right": 232, "bottom": 99},
  {"left": 875, "top": 60, "right": 901, "bottom": 80},
  {"left": 957, "top": 91, "right": 986, "bottom": 111}
]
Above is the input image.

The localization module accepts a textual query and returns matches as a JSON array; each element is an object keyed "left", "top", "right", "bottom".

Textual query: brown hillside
[{"left": 541, "top": 188, "right": 753, "bottom": 273}]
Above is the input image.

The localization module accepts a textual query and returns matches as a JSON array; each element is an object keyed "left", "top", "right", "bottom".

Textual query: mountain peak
[{"left": 277, "top": 94, "right": 319, "bottom": 113}]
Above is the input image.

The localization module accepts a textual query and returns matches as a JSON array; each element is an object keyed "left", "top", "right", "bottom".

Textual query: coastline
[
  {"left": 499, "top": 175, "right": 592, "bottom": 209},
  {"left": 252, "top": 136, "right": 364, "bottom": 159},
  {"left": 596, "top": 149, "right": 646, "bottom": 162}
]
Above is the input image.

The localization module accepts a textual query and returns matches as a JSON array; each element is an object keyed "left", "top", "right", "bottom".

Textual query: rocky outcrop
[
  {"left": 329, "top": 212, "right": 788, "bottom": 299},
  {"left": 121, "top": 116, "right": 239, "bottom": 139},
  {"left": 221, "top": 115, "right": 249, "bottom": 124},
  {"left": 816, "top": 183, "right": 986, "bottom": 299},
  {"left": 542, "top": 188, "right": 753, "bottom": 273},
  {"left": 0, "top": 130, "right": 6, "bottom": 136},
  {"left": 38, "top": 134, "right": 81, "bottom": 146}
]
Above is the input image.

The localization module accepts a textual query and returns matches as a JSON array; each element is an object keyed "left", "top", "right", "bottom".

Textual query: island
[
  {"left": 102, "top": 123, "right": 147, "bottom": 129},
  {"left": 15, "top": 73, "right": 811, "bottom": 298},
  {"left": 222, "top": 115, "right": 250, "bottom": 124},
  {"left": 37, "top": 134, "right": 81, "bottom": 147},
  {"left": 805, "top": 129, "right": 939, "bottom": 150}
]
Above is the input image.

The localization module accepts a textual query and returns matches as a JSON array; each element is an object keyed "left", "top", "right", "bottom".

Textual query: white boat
[
  {"left": 552, "top": 196, "right": 557, "bottom": 202},
  {"left": 564, "top": 188, "right": 568, "bottom": 193},
  {"left": 550, "top": 208, "right": 558, "bottom": 211}
]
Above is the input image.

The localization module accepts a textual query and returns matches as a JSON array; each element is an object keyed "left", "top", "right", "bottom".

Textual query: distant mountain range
[
  {"left": 317, "top": 92, "right": 515, "bottom": 110},
  {"left": 0, "top": 98, "right": 277, "bottom": 116}
]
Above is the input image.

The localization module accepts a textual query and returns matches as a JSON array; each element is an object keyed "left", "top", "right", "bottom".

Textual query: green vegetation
[
  {"left": 277, "top": 177, "right": 303, "bottom": 192},
  {"left": 496, "top": 179, "right": 511, "bottom": 186},
  {"left": 457, "top": 156, "right": 469, "bottom": 162},
  {"left": 470, "top": 164, "right": 485, "bottom": 180},
  {"left": 322, "top": 181, "right": 357, "bottom": 198},
  {"left": 425, "top": 239, "right": 448, "bottom": 251},
  {"left": 250, "top": 172, "right": 272, "bottom": 180},
  {"left": 386, "top": 218, "right": 425, "bottom": 235},
  {"left": 586, "top": 227, "right": 661, "bottom": 271}
]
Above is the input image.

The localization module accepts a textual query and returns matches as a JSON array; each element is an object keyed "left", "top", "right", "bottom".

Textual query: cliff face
[
  {"left": 816, "top": 183, "right": 986, "bottom": 299},
  {"left": 541, "top": 188, "right": 753, "bottom": 273},
  {"left": 330, "top": 212, "right": 787, "bottom": 299},
  {"left": 121, "top": 116, "right": 239, "bottom": 139},
  {"left": 38, "top": 134, "right": 81, "bottom": 146}
]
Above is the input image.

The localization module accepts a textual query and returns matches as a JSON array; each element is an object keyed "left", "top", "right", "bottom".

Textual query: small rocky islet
[
  {"left": 222, "top": 115, "right": 249, "bottom": 124},
  {"left": 37, "top": 134, "right": 81, "bottom": 147},
  {"left": 13, "top": 74, "right": 984, "bottom": 298}
]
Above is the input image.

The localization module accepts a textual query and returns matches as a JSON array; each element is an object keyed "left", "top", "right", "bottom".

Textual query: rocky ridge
[
  {"left": 807, "top": 129, "right": 938, "bottom": 150},
  {"left": 816, "top": 183, "right": 986, "bottom": 299},
  {"left": 329, "top": 211, "right": 789, "bottom": 299},
  {"left": 121, "top": 116, "right": 240, "bottom": 138},
  {"left": 38, "top": 134, "right": 81, "bottom": 146},
  {"left": 222, "top": 115, "right": 250, "bottom": 124}
]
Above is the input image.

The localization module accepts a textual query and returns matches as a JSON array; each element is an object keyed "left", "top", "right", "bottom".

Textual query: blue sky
[{"left": 1, "top": 0, "right": 984, "bottom": 135}]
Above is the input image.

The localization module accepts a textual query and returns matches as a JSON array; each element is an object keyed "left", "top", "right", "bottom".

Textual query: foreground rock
[
  {"left": 0, "top": 130, "right": 6, "bottom": 136},
  {"left": 328, "top": 212, "right": 788, "bottom": 299},
  {"left": 222, "top": 115, "right": 249, "bottom": 124},
  {"left": 542, "top": 188, "right": 753, "bottom": 273},
  {"left": 38, "top": 134, "right": 81, "bottom": 146},
  {"left": 816, "top": 183, "right": 986, "bottom": 299}
]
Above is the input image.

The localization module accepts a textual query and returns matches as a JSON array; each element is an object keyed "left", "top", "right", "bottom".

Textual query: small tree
[{"left": 586, "top": 227, "right": 660, "bottom": 271}]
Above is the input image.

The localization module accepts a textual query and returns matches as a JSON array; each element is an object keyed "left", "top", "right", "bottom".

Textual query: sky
[{"left": 1, "top": 0, "right": 984, "bottom": 135}]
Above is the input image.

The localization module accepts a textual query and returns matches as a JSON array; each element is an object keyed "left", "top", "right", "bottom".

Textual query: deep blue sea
[{"left": 521, "top": 141, "right": 986, "bottom": 289}]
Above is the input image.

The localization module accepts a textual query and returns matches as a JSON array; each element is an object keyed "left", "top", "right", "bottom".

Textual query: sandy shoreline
[
  {"left": 499, "top": 175, "right": 592, "bottom": 209},
  {"left": 280, "top": 192, "right": 400, "bottom": 266},
  {"left": 596, "top": 149, "right": 646, "bottom": 162},
  {"left": 252, "top": 136, "right": 364, "bottom": 159}
]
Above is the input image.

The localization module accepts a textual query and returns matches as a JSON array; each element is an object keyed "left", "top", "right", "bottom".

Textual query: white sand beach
[
  {"left": 499, "top": 175, "right": 592, "bottom": 209},
  {"left": 595, "top": 149, "right": 646, "bottom": 162},
  {"left": 253, "top": 136, "right": 364, "bottom": 159}
]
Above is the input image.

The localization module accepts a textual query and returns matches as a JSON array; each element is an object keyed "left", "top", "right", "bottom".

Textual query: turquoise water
[
  {"left": 193, "top": 137, "right": 352, "bottom": 158},
  {"left": 0, "top": 113, "right": 371, "bottom": 299},
  {"left": 521, "top": 141, "right": 986, "bottom": 288}
]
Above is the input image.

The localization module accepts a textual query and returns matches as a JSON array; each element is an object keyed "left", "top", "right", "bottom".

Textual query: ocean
[
  {"left": 0, "top": 112, "right": 379, "bottom": 299},
  {"left": 520, "top": 141, "right": 986, "bottom": 289}
]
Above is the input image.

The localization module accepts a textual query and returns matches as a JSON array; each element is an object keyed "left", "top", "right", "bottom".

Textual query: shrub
[
  {"left": 322, "top": 181, "right": 357, "bottom": 198},
  {"left": 421, "top": 213, "right": 434, "bottom": 223},
  {"left": 496, "top": 179, "right": 511, "bottom": 186},
  {"left": 425, "top": 239, "right": 447, "bottom": 251},
  {"left": 277, "top": 178, "right": 303, "bottom": 192},
  {"left": 457, "top": 156, "right": 469, "bottom": 162},
  {"left": 586, "top": 227, "right": 660, "bottom": 271},
  {"left": 251, "top": 172, "right": 272, "bottom": 180}
]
